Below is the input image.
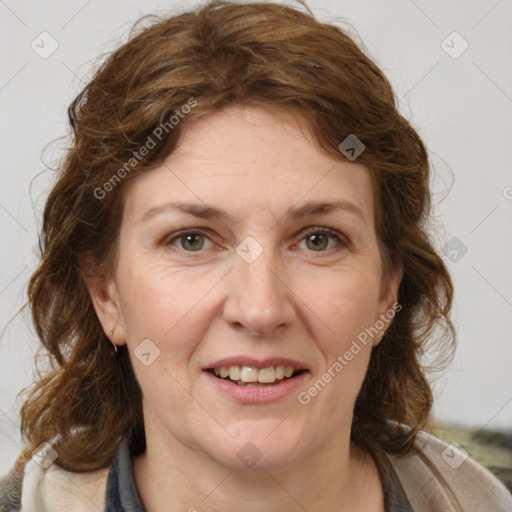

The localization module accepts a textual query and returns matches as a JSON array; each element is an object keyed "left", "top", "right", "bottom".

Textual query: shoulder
[
  {"left": 386, "top": 429, "right": 512, "bottom": 512},
  {"left": 0, "top": 451, "right": 110, "bottom": 512}
]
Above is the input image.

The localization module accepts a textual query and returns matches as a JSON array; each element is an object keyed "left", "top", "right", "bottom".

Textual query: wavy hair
[{"left": 15, "top": 0, "right": 454, "bottom": 473}]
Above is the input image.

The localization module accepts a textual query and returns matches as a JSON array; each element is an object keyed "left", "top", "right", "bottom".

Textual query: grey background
[{"left": 1, "top": 0, "right": 511, "bottom": 474}]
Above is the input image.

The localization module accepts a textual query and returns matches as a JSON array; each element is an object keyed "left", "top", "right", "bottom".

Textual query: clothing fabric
[{"left": 1, "top": 429, "right": 511, "bottom": 511}]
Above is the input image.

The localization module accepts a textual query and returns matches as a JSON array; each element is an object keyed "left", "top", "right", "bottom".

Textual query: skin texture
[{"left": 86, "top": 106, "right": 401, "bottom": 512}]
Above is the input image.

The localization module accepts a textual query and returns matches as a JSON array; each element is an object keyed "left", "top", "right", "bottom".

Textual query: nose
[{"left": 222, "top": 243, "right": 295, "bottom": 337}]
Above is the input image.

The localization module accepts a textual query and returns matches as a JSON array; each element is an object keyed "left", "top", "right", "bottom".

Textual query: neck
[{"left": 132, "top": 423, "right": 385, "bottom": 512}]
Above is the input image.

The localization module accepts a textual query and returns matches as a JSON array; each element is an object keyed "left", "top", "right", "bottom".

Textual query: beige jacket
[
  {"left": 386, "top": 430, "right": 512, "bottom": 511},
  {"left": 5, "top": 430, "right": 512, "bottom": 511}
]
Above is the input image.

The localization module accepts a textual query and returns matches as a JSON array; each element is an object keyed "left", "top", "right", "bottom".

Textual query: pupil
[
  {"left": 308, "top": 234, "right": 327, "bottom": 250},
  {"left": 184, "top": 234, "right": 203, "bottom": 250}
]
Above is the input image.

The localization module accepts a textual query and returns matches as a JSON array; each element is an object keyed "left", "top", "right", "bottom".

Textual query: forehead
[{"left": 122, "top": 106, "right": 375, "bottom": 228}]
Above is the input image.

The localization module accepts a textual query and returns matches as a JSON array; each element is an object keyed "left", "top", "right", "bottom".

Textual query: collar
[{"left": 104, "top": 437, "right": 145, "bottom": 512}]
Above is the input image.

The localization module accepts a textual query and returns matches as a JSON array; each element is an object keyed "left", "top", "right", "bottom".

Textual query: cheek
[
  {"left": 302, "top": 266, "right": 382, "bottom": 344},
  {"left": 116, "top": 261, "right": 209, "bottom": 419},
  {"left": 116, "top": 255, "right": 215, "bottom": 339},
  {"left": 300, "top": 266, "right": 381, "bottom": 400},
  {"left": 115, "top": 257, "right": 223, "bottom": 399}
]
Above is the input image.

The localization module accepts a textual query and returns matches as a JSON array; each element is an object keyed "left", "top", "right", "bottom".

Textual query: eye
[
  {"left": 163, "top": 230, "right": 214, "bottom": 252},
  {"left": 162, "top": 227, "right": 348, "bottom": 254},
  {"left": 297, "top": 227, "right": 347, "bottom": 252}
]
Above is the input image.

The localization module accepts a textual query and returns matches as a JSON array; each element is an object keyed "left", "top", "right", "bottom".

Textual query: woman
[{"left": 1, "top": 1, "right": 511, "bottom": 511}]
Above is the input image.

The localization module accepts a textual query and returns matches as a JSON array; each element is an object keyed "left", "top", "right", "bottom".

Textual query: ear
[
  {"left": 80, "top": 255, "right": 126, "bottom": 347},
  {"left": 373, "top": 263, "right": 403, "bottom": 347}
]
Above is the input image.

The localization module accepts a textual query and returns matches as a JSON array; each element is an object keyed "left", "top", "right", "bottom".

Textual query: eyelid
[
  {"left": 162, "top": 228, "right": 216, "bottom": 250},
  {"left": 298, "top": 226, "right": 350, "bottom": 249},
  {"left": 162, "top": 226, "right": 349, "bottom": 253}
]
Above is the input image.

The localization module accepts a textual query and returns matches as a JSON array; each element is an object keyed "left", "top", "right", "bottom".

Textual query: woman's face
[{"left": 92, "top": 106, "right": 401, "bottom": 470}]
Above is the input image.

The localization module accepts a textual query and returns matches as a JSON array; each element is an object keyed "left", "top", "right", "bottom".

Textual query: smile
[{"left": 208, "top": 365, "right": 304, "bottom": 385}]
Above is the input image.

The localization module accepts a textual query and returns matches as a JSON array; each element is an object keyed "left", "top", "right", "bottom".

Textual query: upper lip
[{"left": 204, "top": 356, "right": 309, "bottom": 371}]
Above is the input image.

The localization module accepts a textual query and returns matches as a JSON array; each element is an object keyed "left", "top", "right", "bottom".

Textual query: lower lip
[{"left": 203, "top": 370, "right": 309, "bottom": 405}]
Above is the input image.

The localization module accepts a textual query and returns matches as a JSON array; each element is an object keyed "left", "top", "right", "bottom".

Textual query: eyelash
[{"left": 162, "top": 226, "right": 349, "bottom": 254}]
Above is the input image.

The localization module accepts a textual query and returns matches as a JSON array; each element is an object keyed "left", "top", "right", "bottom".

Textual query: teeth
[
  {"left": 258, "top": 367, "right": 276, "bottom": 383},
  {"left": 228, "top": 365, "right": 240, "bottom": 380},
  {"left": 211, "top": 364, "right": 301, "bottom": 384},
  {"left": 240, "top": 366, "right": 259, "bottom": 382}
]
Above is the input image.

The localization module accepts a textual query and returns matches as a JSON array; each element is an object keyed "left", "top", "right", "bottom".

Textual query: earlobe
[
  {"left": 90, "top": 281, "right": 125, "bottom": 345},
  {"left": 374, "top": 264, "right": 403, "bottom": 346},
  {"left": 380, "top": 263, "right": 403, "bottom": 310},
  {"left": 80, "top": 256, "right": 126, "bottom": 346}
]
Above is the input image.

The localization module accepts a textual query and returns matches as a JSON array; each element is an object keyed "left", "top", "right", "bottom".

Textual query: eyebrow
[{"left": 141, "top": 199, "right": 366, "bottom": 224}]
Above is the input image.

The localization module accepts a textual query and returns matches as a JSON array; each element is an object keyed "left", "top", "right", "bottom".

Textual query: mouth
[{"left": 206, "top": 365, "right": 307, "bottom": 386}]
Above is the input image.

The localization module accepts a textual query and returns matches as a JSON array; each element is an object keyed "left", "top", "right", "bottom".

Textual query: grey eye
[
  {"left": 305, "top": 233, "right": 330, "bottom": 251},
  {"left": 178, "top": 233, "right": 205, "bottom": 251}
]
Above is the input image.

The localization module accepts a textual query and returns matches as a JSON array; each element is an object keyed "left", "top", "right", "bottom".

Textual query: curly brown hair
[{"left": 16, "top": 0, "right": 454, "bottom": 473}]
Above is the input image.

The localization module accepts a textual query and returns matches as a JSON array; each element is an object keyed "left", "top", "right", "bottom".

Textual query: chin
[{"left": 198, "top": 424, "right": 308, "bottom": 472}]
